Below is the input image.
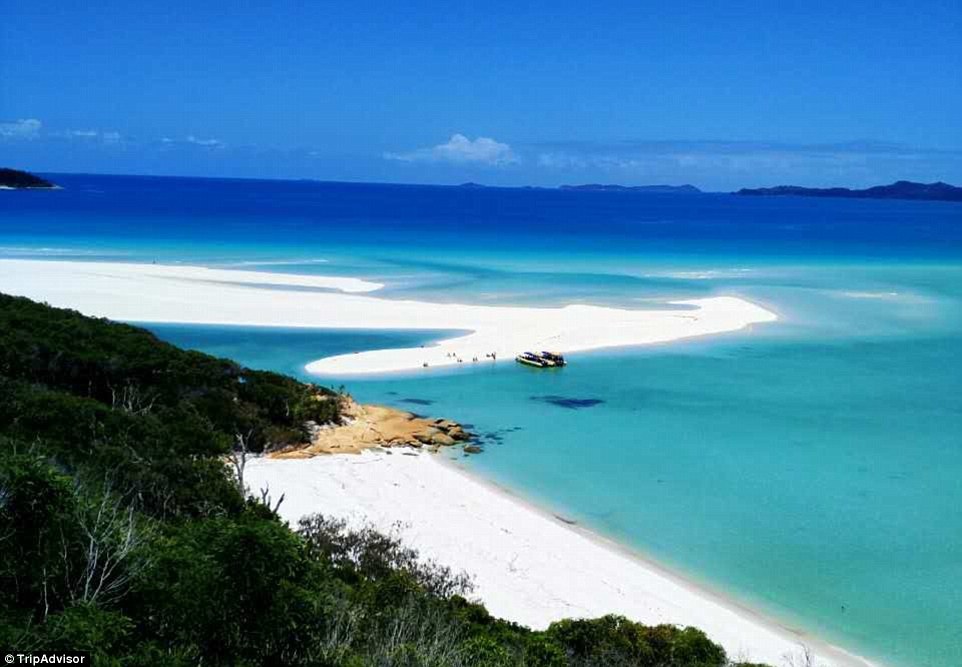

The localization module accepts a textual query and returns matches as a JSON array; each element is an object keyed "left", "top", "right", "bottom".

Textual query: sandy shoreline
[
  {"left": 245, "top": 451, "right": 877, "bottom": 667},
  {"left": 0, "top": 259, "right": 776, "bottom": 375}
]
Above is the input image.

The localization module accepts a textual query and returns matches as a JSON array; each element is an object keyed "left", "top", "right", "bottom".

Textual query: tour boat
[
  {"left": 515, "top": 352, "right": 549, "bottom": 367},
  {"left": 515, "top": 351, "right": 567, "bottom": 368},
  {"left": 539, "top": 351, "right": 567, "bottom": 367}
]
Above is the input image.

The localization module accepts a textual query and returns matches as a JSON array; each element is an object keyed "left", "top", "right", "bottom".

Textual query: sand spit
[{"left": 0, "top": 259, "right": 777, "bottom": 375}]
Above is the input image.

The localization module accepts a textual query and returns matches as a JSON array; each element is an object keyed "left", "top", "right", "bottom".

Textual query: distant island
[
  {"left": 736, "top": 180, "right": 961, "bottom": 203},
  {"left": 457, "top": 182, "right": 702, "bottom": 194},
  {"left": 0, "top": 168, "right": 56, "bottom": 189},
  {"left": 560, "top": 183, "right": 702, "bottom": 194}
]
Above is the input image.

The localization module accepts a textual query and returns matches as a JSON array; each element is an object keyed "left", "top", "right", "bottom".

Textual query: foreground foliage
[{"left": 0, "top": 294, "right": 769, "bottom": 666}]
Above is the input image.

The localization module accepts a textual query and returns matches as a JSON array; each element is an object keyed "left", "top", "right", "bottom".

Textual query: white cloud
[
  {"left": 536, "top": 141, "right": 924, "bottom": 176},
  {"left": 68, "top": 129, "right": 123, "bottom": 144},
  {"left": 385, "top": 134, "right": 518, "bottom": 166},
  {"left": 537, "top": 152, "right": 587, "bottom": 169},
  {"left": 0, "top": 121, "right": 126, "bottom": 146},
  {"left": 529, "top": 140, "right": 962, "bottom": 189},
  {"left": 537, "top": 151, "right": 656, "bottom": 172},
  {"left": 0, "top": 118, "right": 42, "bottom": 139},
  {"left": 185, "top": 135, "right": 224, "bottom": 148},
  {"left": 160, "top": 135, "right": 225, "bottom": 150}
]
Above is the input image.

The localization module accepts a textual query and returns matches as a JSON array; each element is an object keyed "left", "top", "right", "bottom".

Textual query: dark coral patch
[
  {"left": 530, "top": 395, "right": 604, "bottom": 409},
  {"left": 399, "top": 397, "right": 435, "bottom": 406}
]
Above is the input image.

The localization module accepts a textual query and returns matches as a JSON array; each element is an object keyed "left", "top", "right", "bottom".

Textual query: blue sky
[{"left": 2, "top": 1, "right": 960, "bottom": 189}]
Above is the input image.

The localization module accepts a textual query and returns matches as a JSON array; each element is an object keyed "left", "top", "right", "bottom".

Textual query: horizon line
[{"left": 12, "top": 168, "right": 960, "bottom": 193}]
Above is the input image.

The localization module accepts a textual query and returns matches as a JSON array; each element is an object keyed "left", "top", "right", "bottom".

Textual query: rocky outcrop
[{"left": 270, "top": 397, "right": 474, "bottom": 457}]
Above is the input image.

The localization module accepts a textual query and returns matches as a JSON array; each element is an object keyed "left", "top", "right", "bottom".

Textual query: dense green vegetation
[
  {"left": 0, "top": 168, "right": 56, "bottom": 188},
  {"left": 0, "top": 294, "right": 770, "bottom": 666},
  {"left": 735, "top": 179, "right": 962, "bottom": 202}
]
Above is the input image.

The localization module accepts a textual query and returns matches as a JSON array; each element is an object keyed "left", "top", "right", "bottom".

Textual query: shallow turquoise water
[
  {"left": 353, "top": 336, "right": 961, "bottom": 667},
  {"left": 6, "top": 175, "right": 962, "bottom": 666},
  {"left": 148, "top": 299, "right": 962, "bottom": 667},
  {"left": 140, "top": 323, "right": 460, "bottom": 387},
  {"left": 145, "top": 261, "right": 962, "bottom": 667}
]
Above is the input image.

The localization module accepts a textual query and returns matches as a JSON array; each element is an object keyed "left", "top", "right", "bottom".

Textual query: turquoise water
[
  {"left": 143, "top": 260, "right": 962, "bottom": 667},
  {"left": 148, "top": 317, "right": 962, "bottom": 667},
  {"left": 140, "top": 323, "right": 460, "bottom": 386},
  {"left": 355, "top": 336, "right": 962, "bottom": 667},
  {"left": 4, "top": 175, "right": 962, "bottom": 666}
]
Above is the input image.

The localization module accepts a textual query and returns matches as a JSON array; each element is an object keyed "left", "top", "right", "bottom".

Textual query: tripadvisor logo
[{"left": 4, "top": 655, "right": 89, "bottom": 665}]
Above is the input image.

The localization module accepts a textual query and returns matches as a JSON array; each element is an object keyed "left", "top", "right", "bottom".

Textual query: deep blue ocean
[{"left": 2, "top": 174, "right": 961, "bottom": 667}]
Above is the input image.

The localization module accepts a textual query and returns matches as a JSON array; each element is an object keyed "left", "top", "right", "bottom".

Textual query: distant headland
[
  {"left": 459, "top": 181, "right": 702, "bottom": 194},
  {"left": 736, "top": 180, "right": 961, "bottom": 203},
  {"left": 559, "top": 183, "right": 702, "bottom": 194},
  {"left": 0, "top": 168, "right": 57, "bottom": 190}
]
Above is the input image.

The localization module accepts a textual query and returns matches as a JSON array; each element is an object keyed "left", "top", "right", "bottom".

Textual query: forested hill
[
  {"left": 736, "top": 180, "right": 962, "bottom": 202},
  {"left": 0, "top": 294, "right": 766, "bottom": 666},
  {"left": 0, "top": 168, "right": 56, "bottom": 188}
]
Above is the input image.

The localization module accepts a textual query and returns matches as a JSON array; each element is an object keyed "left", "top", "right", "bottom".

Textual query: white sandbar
[{"left": 0, "top": 259, "right": 776, "bottom": 375}]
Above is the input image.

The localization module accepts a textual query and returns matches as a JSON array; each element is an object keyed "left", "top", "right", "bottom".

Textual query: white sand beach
[
  {"left": 0, "top": 259, "right": 775, "bottom": 375},
  {"left": 245, "top": 452, "right": 876, "bottom": 667}
]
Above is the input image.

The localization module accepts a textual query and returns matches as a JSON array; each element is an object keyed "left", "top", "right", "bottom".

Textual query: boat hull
[{"left": 516, "top": 351, "right": 566, "bottom": 368}]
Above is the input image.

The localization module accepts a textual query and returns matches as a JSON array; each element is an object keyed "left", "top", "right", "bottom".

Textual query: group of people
[{"left": 422, "top": 350, "right": 499, "bottom": 367}]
